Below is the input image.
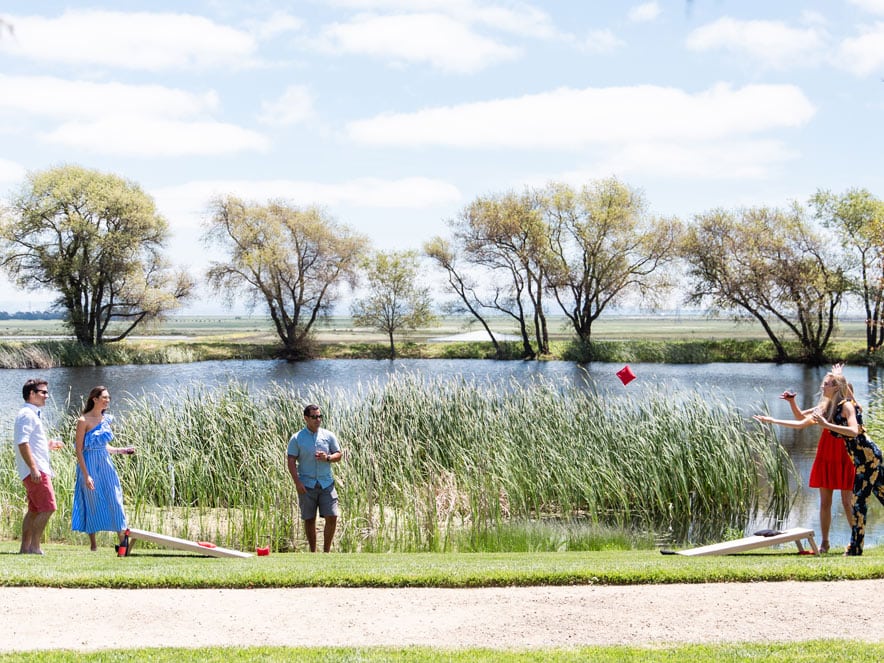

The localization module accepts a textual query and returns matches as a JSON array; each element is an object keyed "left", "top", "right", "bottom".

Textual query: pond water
[{"left": 2, "top": 358, "right": 882, "bottom": 550}]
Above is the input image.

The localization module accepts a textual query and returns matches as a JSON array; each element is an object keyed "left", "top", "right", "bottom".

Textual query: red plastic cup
[{"left": 256, "top": 546, "right": 270, "bottom": 556}]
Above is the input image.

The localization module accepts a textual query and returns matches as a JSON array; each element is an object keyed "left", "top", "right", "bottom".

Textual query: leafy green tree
[
  {"left": 681, "top": 205, "right": 848, "bottom": 364},
  {"left": 810, "top": 188, "right": 884, "bottom": 354},
  {"left": 423, "top": 237, "right": 510, "bottom": 358},
  {"left": 427, "top": 190, "right": 550, "bottom": 359},
  {"left": 0, "top": 165, "right": 193, "bottom": 345},
  {"left": 204, "top": 196, "right": 368, "bottom": 360},
  {"left": 351, "top": 250, "right": 435, "bottom": 358},
  {"left": 541, "top": 179, "right": 681, "bottom": 344}
]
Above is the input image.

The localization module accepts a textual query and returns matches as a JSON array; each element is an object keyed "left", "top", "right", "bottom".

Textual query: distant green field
[{"left": 0, "top": 314, "right": 868, "bottom": 344}]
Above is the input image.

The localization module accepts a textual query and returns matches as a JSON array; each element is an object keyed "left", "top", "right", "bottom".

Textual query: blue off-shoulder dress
[{"left": 71, "top": 416, "right": 127, "bottom": 534}]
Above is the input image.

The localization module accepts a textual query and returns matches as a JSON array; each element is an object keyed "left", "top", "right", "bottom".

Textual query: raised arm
[{"left": 779, "top": 391, "right": 812, "bottom": 419}]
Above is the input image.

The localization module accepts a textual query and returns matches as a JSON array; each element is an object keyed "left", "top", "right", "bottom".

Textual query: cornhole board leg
[
  {"left": 675, "top": 527, "right": 819, "bottom": 556},
  {"left": 126, "top": 527, "right": 252, "bottom": 558}
]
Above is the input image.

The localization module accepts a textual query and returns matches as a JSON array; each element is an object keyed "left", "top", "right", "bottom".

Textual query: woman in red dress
[
  {"left": 759, "top": 365, "right": 855, "bottom": 554},
  {"left": 790, "top": 393, "right": 855, "bottom": 553}
]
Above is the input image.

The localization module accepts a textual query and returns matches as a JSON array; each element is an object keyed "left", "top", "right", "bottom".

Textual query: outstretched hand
[
  {"left": 832, "top": 362, "right": 844, "bottom": 376},
  {"left": 811, "top": 409, "right": 828, "bottom": 426},
  {"left": 779, "top": 390, "right": 796, "bottom": 401},
  {"left": 753, "top": 414, "right": 772, "bottom": 424}
]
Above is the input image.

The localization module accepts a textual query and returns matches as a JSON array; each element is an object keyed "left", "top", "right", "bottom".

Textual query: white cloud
[
  {"left": 42, "top": 116, "right": 269, "bottom": 157},
  {"left": 258, "top": 85, "right": 316, "bottom": 126},
  {"left": 319, "top": 13, "right": 520, "bottom": 73},
  {"left": 0, "top": 10, "right": 258, "bottom": 71},
  {"left": 345, "top": 83, "right": 816, "bottom": 149},
  {"left": 248, "top": 11, "right": 304, "bottom": 40},
  {"left": 836, "top": 22, "right": 884, "bottom": 76},
  {"left": 628, "top": 2, "right": 661, "bottom": 23},
  {"left": 153, "top": 177, "right": 462, "bottom": 229},
  {"left": 557, "top": 140, "right": 799, "bottom": 183},
  {"left": 0, "top": 75, "right": 267, "bottom": 157},
  {"left": 0, "top": 159, "right": 26, "bottom": 188},
  {"left": 686, "top": 17, "right": 827, "bottom": 70},
  {"left": 326, "top": 0, "right": 560, "bottom": 39},
  {"left": 849, "top": 0, "right": 884, "bottom": 15},
  {"left": 583, "top": 29, "right": 624, "bottom": 54},
  {"left": 0, "top": 75, "right": 219, "bottom": 119}
]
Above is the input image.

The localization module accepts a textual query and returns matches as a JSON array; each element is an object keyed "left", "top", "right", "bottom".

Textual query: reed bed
[
  {"left": 0, "top": 375, "right": 793, "bottom": 553},
  {"left": 0, "top": 341, "right": 206, "bottom": 368}
]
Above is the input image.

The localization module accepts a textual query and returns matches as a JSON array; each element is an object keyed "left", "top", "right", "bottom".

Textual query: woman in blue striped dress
[{"left": 71, "top": 386, "right": 134, "bottom": 551}]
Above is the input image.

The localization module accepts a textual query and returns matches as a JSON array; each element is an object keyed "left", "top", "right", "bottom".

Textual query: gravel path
[{"left": 1, "top": 581, "right": 879, "bottom": 652}]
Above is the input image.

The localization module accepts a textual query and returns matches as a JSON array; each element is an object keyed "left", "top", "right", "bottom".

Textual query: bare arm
[
  {"left": 780, "top": 392, "right": 812, "bottom": 419},
  {"left": 753, "top": 414, "right": 815, "bottom": 429},
  {"left": 814, "top": 401, "right": 861, "bottom": 438},
  {"left": 17, "top": 442, "right": 42, "bottom": 483},
  {"left": 287, "top": 455, "right": 306, "bottom": 494},
  {"left": 75, "top": 418, "right": 95, "bottom": 491}
]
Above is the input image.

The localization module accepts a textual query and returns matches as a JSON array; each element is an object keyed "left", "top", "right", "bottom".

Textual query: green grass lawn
[
  {"left": 3, "top": 642, "right": 882, "bottom": 663},
  {"left": 3, "top": 541, "right": 884, "bottom": 588}
]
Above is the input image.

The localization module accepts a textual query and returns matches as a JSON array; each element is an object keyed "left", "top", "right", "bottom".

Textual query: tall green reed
[{"left": 0, "top": 374, "right": 795, "bottom": 552}]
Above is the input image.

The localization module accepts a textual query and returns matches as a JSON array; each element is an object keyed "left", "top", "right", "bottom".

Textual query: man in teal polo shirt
[{"left": 286, "top": 404, "right": 342, "bottom": 552}]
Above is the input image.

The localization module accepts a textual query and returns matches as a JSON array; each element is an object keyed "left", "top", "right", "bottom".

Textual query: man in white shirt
[{"left": 14, "top": 379, "right": 63, "bottom": 555}]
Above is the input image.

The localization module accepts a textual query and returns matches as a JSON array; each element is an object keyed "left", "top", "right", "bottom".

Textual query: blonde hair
[{"left": 818, "top": 373, "right": 854, "bottom": 420}]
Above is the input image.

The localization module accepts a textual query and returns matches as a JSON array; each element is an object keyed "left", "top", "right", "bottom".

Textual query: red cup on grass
[{"left": 256, "top": 546, "right": 270, "bottom": 556}]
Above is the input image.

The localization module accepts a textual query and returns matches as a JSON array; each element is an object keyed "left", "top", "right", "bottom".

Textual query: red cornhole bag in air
[{"left": 616, "top": 365, "right": 636, "bottom": 386}]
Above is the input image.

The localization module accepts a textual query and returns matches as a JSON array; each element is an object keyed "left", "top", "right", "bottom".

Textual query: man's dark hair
[
  {"left": 303, "top": 404, "right": 320, "bottom": 417},
  {"left": 22, "top": 379, "right": 48, "bottom": 402}
]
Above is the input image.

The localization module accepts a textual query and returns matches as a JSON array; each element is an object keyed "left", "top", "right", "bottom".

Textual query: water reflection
[{"left": 2, "top": 359, "right": 882, "bottom": 550}]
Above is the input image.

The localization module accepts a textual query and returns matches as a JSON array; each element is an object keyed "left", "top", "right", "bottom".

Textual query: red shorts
[{"left": 22, "top": 473, "right": 57, "bottom": 513}]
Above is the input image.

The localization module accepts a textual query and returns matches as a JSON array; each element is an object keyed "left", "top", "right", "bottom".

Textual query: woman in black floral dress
[{"left": 811, "top": 373, "right": 884, "bottom": 556}]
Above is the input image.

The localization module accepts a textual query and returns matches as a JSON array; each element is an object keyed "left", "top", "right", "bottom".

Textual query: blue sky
[{"left": 1, "top": 1, "right": 883, "bottom": 313}]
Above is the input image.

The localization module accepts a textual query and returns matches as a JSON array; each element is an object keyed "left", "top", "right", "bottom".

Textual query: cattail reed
[{"left": 0, "top": 374, "right": 794, "bottom": 552}]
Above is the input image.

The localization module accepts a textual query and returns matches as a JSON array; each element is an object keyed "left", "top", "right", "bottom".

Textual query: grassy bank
[
  {"left": 0, "top": 337, "right": 876, "bottom": 367},
  {"left": 0, "top": 315, "right": 878, "bottom": 367}
]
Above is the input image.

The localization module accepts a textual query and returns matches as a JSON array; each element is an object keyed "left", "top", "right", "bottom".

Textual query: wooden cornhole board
[
  {"left": 126, "top": 527, "right": 252, "bottom": 558},
  {"left": 674, "top": 527, "right": 819, "bottom": 556}
]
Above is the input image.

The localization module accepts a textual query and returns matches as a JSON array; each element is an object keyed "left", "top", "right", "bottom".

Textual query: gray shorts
[{"left": 298, "top": 482, "right": 339, "bottom": 520}]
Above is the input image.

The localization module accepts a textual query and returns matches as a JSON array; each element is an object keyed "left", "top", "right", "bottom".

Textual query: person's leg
[
  {"left": 317, "top": 483, "right": 340, "bottom": 552},
  {"left": 19, "top": 511, "right": 36, "bottom": 554},
  {"left": 840, "top": 489, "right": 855, "bottom": 526},
  {"left": 20, "top": 475, "right": 56, "bottom": 554},
  {"left": 818, "top": 488, "right": 833, "bottom": 552},
  {"left": 303, "top": 518, "right": 318, "bottom": 552},
  {"left": 848, "top": 470, "right": 871, "bottom": 556},
  {"left": 323, "top": 516, "right": 337, "bottom": 552},
  {"left": 299, "top": 487, "right": 320, "bottom": 552},
  {"left": 88, "top": 533, "right": 97, "bottom": 551},
  {"left": 24, "top": 511, "right": 53, "bottom": 554},
  {"left": 870, "top": 460, "right": 884, "bottom": 508}
]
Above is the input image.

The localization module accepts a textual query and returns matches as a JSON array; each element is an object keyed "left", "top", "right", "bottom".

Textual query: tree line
[
  {"left": 1, "top": 165, "right": 882, "bottom": 364},
  {"left": 0, "top": 310, "right": 64, "bottom": 320}
]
